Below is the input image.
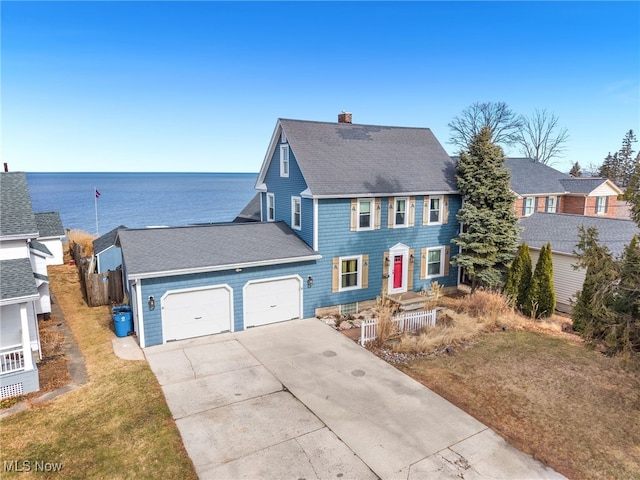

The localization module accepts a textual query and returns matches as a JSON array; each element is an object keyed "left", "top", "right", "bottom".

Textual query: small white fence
[
  {"left": 0, "top": 345, "right": 25, "bottom": 374},
  {"left": 360, "top": 309, "right": 436, "bottom": 345}
]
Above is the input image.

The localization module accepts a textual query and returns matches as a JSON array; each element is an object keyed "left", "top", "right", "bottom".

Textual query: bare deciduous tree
[
  {"left": 517, "top": 109, "right": 569, "bottom": 165},
  {"left": 448, "top": 101, "right": 523, "bottom": 150}
]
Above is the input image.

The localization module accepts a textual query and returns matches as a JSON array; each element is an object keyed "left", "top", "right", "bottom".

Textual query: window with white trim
[
  {"left": 266, "top": 193, "right": 275, "bottom": 221},
  {"left": 394, "top": 197, "right": 408, "bottom": 227},
  {"left": 340, "top": 255, "right": 362, "bottom": 291},
  {"left": 358, "top": 199, "right": 373, "bottom": 230},
  {"left": 596, "top": 196, "right": 607, "bottom": 214},
  {"left": 291, "top": 196, "right": 301, "bottom": 230},
  {"left": 523, "top": 197, "right": 534, "bottom": 216},
  {"left": 280, "top": 144, "right": 289, "bottom": 178},
  {"left": 426, "top": 247, "right": 445, "bottom": 277},
  {"left": 429, "top": 196, "right": 443, "bottom": 223},
  {"left": 545, "top": 196, "right": 557, "bottom": 213}
]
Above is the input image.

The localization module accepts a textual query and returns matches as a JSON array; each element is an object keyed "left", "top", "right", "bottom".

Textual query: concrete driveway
[{"left": 145, "top": 318, "right": 566, "bottom": 480}]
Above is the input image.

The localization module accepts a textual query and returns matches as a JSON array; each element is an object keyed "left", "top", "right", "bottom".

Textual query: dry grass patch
[
  {"left": 393, "top": 290, "right": 527, "bottom": 354},
  {"left": 65, "top": 229, "right": 97, "bottom": 257},
  {"left": 397, "top": 331, "right": 640, "bottom": 480},
  {"left": 0, "top": 265, "right": 197, "bottom": 479}
]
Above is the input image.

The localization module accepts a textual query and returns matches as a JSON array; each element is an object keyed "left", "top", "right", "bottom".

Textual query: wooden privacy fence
[
  {"left": 82, "top": 268, "right": 124, "bottom": 307},
  {"left": 71, "top": 241, "right": 124, "bottom": 307},
  {"left": 360, "top": 309, "right": 436, "bottom": 345}
]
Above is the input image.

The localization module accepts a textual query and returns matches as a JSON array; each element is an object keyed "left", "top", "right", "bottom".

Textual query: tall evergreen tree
[
  {"left": 504, "top": 242, "right": 532, "bottom": 310},
  {"left": 572, "top": 226, "right": 617, "bottom": 334},
  {"left": 618, "top": 130, "right": 637, "bottom": 188},
  {"left": 599, "top": 152, "right": 622, "bottom": 185},
  {"left": 525, "top": 243, "right": 555, "bottom": 318},
  {"left": 611, "top": 235, "right": 640, "bottom": 353},
  {"left": 569, "top": 161, "right": 582, "bottom": 177},
  {"left": 452, "top": 126, "right": 521, "bottom": 290},
  {"left": 623, "top": 151, "right": 640, "bottom": 203},
  {"left": 599, "top": 130, "right": 637, "bottom": 188}
]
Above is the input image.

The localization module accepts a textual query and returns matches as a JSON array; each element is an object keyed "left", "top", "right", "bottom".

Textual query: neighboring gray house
[
  {"left": 34, "top": 212, "right": 65, "bottom": 265},
  {"left": 93, "top": 225, "right": 127, "bottom": 273},
  {"left": 520, "top": 213, "right": 639, "bottom": 313},
  {"left": 0, "top": 172, "right": 45, "bottom": 398}
]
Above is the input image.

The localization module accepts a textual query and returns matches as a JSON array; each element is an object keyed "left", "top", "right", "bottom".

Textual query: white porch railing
[
  {"left": 360, "top": 309, "right": 436, "bottom": 345},
  {"left": 0, "top": 345, "right": 25, "bottom": 374}
]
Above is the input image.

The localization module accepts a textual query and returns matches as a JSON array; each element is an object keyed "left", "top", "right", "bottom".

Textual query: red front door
[{"left": 393, "top": 255, "right": 403, "bottom": 289}]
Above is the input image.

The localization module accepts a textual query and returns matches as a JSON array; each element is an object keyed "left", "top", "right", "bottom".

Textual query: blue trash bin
[{"left": 112, "top": 305, "right": 133, "bottom": 337}]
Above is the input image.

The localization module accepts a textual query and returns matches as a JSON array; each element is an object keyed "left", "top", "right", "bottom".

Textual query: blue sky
[{"left": 2, "top": 1, "right": 639, "bottom": 174}]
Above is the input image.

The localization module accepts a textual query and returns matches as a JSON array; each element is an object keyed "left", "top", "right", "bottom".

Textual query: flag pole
[{"left": 94, "top": 187, "right": 99, "bottom": 236}]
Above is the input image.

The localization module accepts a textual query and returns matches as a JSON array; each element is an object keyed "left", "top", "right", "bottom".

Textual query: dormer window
[{"left": 280, "top": 144, "right": 289, "bottom": 178}]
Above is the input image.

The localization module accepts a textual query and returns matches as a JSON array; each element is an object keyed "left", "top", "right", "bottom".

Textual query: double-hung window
[
  {"left": 596, "top": 196, "right": 607, "bottom": 215},
  {"left": 280, "top": 144, "right": 290, "bottom": 178},
  {"left": 291, "top": 196, "right": 301, "bottom": 230},
  {"left": 340, "top": 255, "right": 361, "bottom": 291},
  {"left": 545, "top": 196, "right": 557, "bottom": 213},
  {"left": 358, "top": 199, "right": 372, "bottom": 230},
  {"left": 266, "top": 193, "right": 275, "bottom": 221},
  {"left": 429, "top": 196, "right": 443, "bottom": 223},
  {"left": 426, "top": 247, "right": 445, "bottom": 277},
  {"left": 523, "top": 197, "right": 534, "bottom": 216},
  {"left": 394, "top": 198, "right": 408, "bottom": 227}
]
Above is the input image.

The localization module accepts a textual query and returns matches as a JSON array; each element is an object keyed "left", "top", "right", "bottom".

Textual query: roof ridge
[{"left": 279, "top": 118, "right": 433, "bottom": 131}]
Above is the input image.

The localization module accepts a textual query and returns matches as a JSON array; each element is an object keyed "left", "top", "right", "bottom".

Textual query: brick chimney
[{"left": 338, "top": 111, "right": 352, "bottom": 124}]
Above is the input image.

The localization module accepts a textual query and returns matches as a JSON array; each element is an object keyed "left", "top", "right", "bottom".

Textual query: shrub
[
  {"left": 526, "top": 243, "right": 555, "bottom": 318},
  {"left": 372, "top": 296, "right": 398, "bottom": 347},
  {"left": 504, "top": 242, "right": 532, "bottom": 310}
]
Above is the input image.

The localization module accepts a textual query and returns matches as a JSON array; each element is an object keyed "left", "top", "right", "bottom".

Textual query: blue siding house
[
  {"left": 119, "top": 113, "right": 461, "bottom": 347},
  {"left": 93, "top": 225, "right": 127, "bottom": 273},
  {"left": 255, "top": 113, "right": 461, "bottom": 315}
]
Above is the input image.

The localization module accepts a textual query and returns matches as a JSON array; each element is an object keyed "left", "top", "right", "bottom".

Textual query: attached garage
[
  {"left": 162, "top": 285, "right": 233, "bottom": 342},
  {"left": 244, "top": 276, "right": 302, "bottom": 328},
  {"left": 117, "top": 222, "right": 321, "bottom": 347}
]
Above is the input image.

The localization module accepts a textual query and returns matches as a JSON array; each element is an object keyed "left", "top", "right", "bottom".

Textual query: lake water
[{"left": 26, "top": 172, "right": 258, "bottom": 236}]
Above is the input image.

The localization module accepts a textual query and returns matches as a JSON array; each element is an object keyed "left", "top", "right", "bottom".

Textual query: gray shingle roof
[
  {"left": 0, "top": 172, "right": 39, "bottom": 238},
  {"left": 273, "top": 119, "right": 457, "bottom": 196},
  {"left": 502, "top": 158, "right": 570, "bottom": 195},
  {"left": 519, "top": 213, "right": 639, "bottom": 257},
  {"left": 233, "top": 193, "right": 261, "bottom": 223},
  {"left": 0, "top": 258, "right": 38, "bottom": 301},
  {"left": 558, "top": 178, "right": 609, "bottom": 194},
  {"left": 30, "top": 240, "right": 53, "bottom": 257},
  {"left": 35, "top": 212, "right": 65, "bottom": 238},
  {"left": 118, "top": 221, "right": 321, "bottom": 278},
  {"left": 94, "top": 225, "right": 127, "bottom": 255}
]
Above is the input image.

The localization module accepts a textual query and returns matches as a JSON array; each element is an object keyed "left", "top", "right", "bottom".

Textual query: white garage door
[
  {"left": 244, "top": 276, "right": 302, "bottom": 328},
  {"left": 162, "top": 285, "right": 232, "bottom": 342}
]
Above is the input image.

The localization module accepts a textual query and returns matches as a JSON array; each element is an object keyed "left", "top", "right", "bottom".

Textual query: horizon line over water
[{"left": 26, "top": 172, "right": 259, "bottom": 236}]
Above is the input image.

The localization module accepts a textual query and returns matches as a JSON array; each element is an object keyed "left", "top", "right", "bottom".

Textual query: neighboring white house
[
  {"left": 35, "top": 212, "right": 66, "bottom": 265},
  {"left": 520, "top": 213, "right": 639, "bottom": 313},
  {"left": 0, "top": 172, "right": 48, "bottom": 398}
]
